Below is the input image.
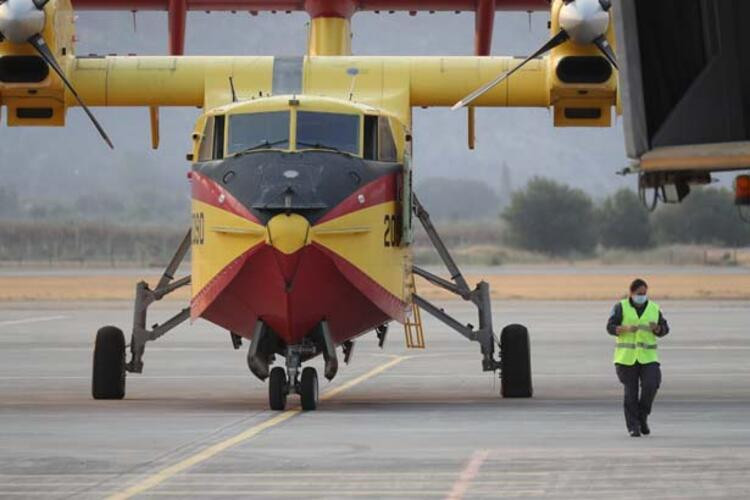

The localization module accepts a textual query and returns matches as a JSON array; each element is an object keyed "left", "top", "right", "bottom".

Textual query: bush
[
  {"left": 502, "top": 177, "right": 597, "bottom": 256},
  {"left": 598, "top": 188, "right": 653, "bottom": 249},
  {"left": 652, "top": 187, "right": 750, "bottom": 247}
]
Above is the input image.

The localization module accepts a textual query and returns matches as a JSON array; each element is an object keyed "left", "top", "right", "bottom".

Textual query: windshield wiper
[
  {"left": 233, "top": 138, "right": 289, "bottom": 155},
  {"left": 296, "top": 141, "right": 351, "bottom": 155}
]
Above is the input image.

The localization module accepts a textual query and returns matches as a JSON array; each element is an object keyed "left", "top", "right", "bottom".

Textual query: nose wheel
[
  {"left": 300, "top": 367, "right": 319, "bottom": 411},
  {"left": 268, "top": 367, "right": 288, "bottom": 410},
  {"left": 267, "top": 365, "right": 319, "bottom": 411}
]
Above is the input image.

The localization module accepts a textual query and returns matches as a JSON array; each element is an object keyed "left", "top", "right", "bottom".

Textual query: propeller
[
  {"left": 452, "top": 0, "right": 618, "bottom": 110},
  {"left": 0, "top": 0, "right": 113, "bottom": 148}
]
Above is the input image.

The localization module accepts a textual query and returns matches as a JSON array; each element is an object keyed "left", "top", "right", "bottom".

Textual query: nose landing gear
[{"left": 267, "top": 345, "right": 320, "bottom": 411}]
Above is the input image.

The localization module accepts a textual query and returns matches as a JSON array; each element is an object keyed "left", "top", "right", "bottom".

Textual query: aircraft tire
[
  {"left": 500, "top": 324, "right": 533, "bottom": 398},
  {"left": 92, "top": 326, "right": 126, "bottom": 400},
  {"left": 269, "top": 367, "right": 287, "bottom": 411},
  {"left": 300, "top": 367, "right": 319, "bottom": 411}
]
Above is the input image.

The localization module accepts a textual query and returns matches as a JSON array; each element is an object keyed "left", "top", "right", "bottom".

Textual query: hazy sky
[{"left": 1, "top": 9, "right": 658, "bottom": 202}]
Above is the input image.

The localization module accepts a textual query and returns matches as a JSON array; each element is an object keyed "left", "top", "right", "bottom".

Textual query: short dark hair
[{"left": 630, "top": 278, "right": 648, "bottom": 292}]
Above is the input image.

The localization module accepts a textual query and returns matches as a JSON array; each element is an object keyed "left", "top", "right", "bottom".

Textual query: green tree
[
  {"left": 653, "top": 187, "right": 750, "bottom": 247},
  {"left": 598, "top": 189, "right": 652, "bottom": 249},
  {"left": 502, "top": 177, "right": 597, "bottom": 256}
]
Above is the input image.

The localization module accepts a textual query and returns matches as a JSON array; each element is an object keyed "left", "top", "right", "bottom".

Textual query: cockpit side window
[
  {"left": 197, "top": 116, "right": 215, "bottom": 162},
  {"left": 213, "top": 115, "right": 225, "bottom": 159},
  {"left": 378, "top": 117, "right": 397, "bottom": 162},
  {"left": 363, "top": 115, "right": 397, "bottom": 162},
  {"left": 363, "top": 115, "right": 378, "bottom": 160},
  {"left": 296, "top": 111, "right": 360, "bottom": 155}
]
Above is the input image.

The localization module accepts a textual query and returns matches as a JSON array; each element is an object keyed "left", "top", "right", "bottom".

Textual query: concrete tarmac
[{"left": 0, "top": 300, "right": 749, "bottom": 499}]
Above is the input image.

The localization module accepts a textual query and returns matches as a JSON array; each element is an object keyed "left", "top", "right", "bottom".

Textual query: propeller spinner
[
  {"left": 0, "top": 0, "right": 114, "bottom": 148},
  {"left": 452, "top": 0, "right": 617, "bottom": 110}
]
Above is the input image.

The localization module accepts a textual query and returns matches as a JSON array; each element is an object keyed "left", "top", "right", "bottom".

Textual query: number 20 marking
[{"left": 383, "top": 214, "right": 401, "bottom": 247}]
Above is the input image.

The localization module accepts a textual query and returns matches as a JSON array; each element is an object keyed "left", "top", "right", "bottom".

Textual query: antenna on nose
[
  {"left": 228, "top": 76, "right": 238, "bottom": 103},
  {"left": 346, "top": 67, "right": 359, "bottom": 101}
]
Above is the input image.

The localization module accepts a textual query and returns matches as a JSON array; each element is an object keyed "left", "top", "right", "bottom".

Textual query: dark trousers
[{"left": 615, "top": 362, "right": 661, "bottom": 431}]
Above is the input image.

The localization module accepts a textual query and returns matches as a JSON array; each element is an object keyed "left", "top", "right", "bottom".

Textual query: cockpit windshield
[
  {"left": 227, "top": 111, "right": 290, "bottom": 155},
  {"left": 296, "top": 111, "right": 360, "bottom": 155}
]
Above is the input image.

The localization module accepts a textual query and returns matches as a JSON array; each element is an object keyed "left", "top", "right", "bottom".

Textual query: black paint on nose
[{"left": 193, "top": 150, "right": 401, "bottom": 225}]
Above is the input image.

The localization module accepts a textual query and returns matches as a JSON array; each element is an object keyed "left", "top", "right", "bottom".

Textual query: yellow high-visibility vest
[{"left": 614, "top": 298, "right": 660, "bottom": 365}]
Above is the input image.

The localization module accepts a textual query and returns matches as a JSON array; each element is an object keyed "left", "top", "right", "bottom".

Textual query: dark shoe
[
  {"left": 640, "top": 418, "right": 650, "bottom": 435},
  {"left": 629, "top": 429, "right": 641, "bottom": 437}
]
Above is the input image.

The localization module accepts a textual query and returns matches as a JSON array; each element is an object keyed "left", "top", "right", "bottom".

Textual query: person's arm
[
  {"left": 653, "top": 311, "right": 670, "bottom": 337},
  {"left": 607, "top": 303, "right": 623, "bottom": 336}
]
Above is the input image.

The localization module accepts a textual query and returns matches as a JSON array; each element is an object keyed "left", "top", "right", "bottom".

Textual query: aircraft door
[{"left": 401, "top": 151, "right": 413, "bottom": 246}]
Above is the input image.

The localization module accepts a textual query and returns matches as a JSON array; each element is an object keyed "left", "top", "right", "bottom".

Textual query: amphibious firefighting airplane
[{"left": 0, "top": 0, "right": 724, "bottom": 411}]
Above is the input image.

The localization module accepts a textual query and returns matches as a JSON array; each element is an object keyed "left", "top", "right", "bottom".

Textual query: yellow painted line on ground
[
  {"left": 107, "top": 355, "right": 409, "bottom": 500},
  {"left": 446, "top": 449, "right": 491, "bottom": 500}
]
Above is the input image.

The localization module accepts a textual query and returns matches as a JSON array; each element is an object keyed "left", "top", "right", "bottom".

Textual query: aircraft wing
[{"left": 71, "top": 0, "right": 550, "bottom": 55}]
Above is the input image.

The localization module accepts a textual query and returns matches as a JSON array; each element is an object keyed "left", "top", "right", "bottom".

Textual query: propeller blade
[
  {"left": 27, "top": 34, "right": 114, "bottom": 149},
  {"left": 593, "top": 34, "right": 618, "bottom": 70},
  {"left": 452, "top": 29, "right": 570, "bottom": 110}
]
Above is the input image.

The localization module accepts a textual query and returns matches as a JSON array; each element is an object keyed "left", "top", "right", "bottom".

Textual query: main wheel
[
  {"left": 92, "top": 326, "right": 126, "bottom": 400},
  {"left": 268, "top": 366, "right": 287, "bottom": 411},
  {"left": 500, "top": 324, "right": 533, "bottom": 398},
  {"left": 300, "top": 367, "right": 319, "bottom": 411}
]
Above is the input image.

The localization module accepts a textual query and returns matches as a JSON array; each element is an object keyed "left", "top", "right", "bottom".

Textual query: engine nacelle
[
  {"left": 548, "top": 0, "right": 618, "bottom": 127},
  {"left": 0, "top": 0, "right": 73, "bottom": 126}
]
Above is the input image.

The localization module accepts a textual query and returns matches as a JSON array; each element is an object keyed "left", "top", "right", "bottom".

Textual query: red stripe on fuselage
[
  {"left": 191, "top": 171, "right": 260, "bottom": 223},
  {"left": 316, "top": 172, "right": 397, "bottom": 224}
]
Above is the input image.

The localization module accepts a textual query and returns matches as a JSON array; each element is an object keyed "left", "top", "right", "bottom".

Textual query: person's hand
[
  {"left": 629, "top": 325, "right": 639, "bottom": 333},
  {"left": 650, "top": 322, "right": 661, "bottom": 334}
]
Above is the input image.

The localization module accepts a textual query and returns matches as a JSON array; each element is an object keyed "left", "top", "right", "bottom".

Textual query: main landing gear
[
  {"left": 91, "top": 231, "right": 192, "bottom": 400},
  {"left": 411, "top": 195, "right": 533, "bottom": 398}
]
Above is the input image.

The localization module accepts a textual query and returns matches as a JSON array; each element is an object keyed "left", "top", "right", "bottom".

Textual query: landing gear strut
[
  {"left": 412, "top": 194, "right": 533, "bottom": 398},
  {"left": 91, "top": 230, "right": 192, "bottom": 400}
]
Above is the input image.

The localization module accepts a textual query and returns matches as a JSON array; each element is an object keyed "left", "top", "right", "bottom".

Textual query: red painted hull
[{"left": 200, "top": 242, "right": 392, "bottom": 345}]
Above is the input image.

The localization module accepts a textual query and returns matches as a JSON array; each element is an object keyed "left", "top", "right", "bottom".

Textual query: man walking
[{"left": 607, "top": 279, "right": 670, "bottom": 437}]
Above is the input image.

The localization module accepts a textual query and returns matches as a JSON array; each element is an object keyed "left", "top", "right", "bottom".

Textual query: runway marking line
[
  {"left": 106, "top": 355, "right": 409, "bottom": 500},
  {"left": 0, "top": 315, "right": 67, "bottom": 327},
  {"left": 446, "top": 449, "right": 491, "bottom": 500}
]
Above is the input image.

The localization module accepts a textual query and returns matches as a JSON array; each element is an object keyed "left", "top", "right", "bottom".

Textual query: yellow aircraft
[{"left": 0, "top": 0, "right": 621, "bottom": 410}]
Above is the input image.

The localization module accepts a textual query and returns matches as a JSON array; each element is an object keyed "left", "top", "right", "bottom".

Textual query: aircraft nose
[
  {"left": 266, "top": 213, "right": 311, "bottom": 255},
  {"left": 266, "top": 213, "right": 311, "bottom": 287}
]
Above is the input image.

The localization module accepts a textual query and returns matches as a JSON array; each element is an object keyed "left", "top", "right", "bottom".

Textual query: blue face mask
[{"left": 632, "top": 294, "right": 648, "bottom": 305}]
